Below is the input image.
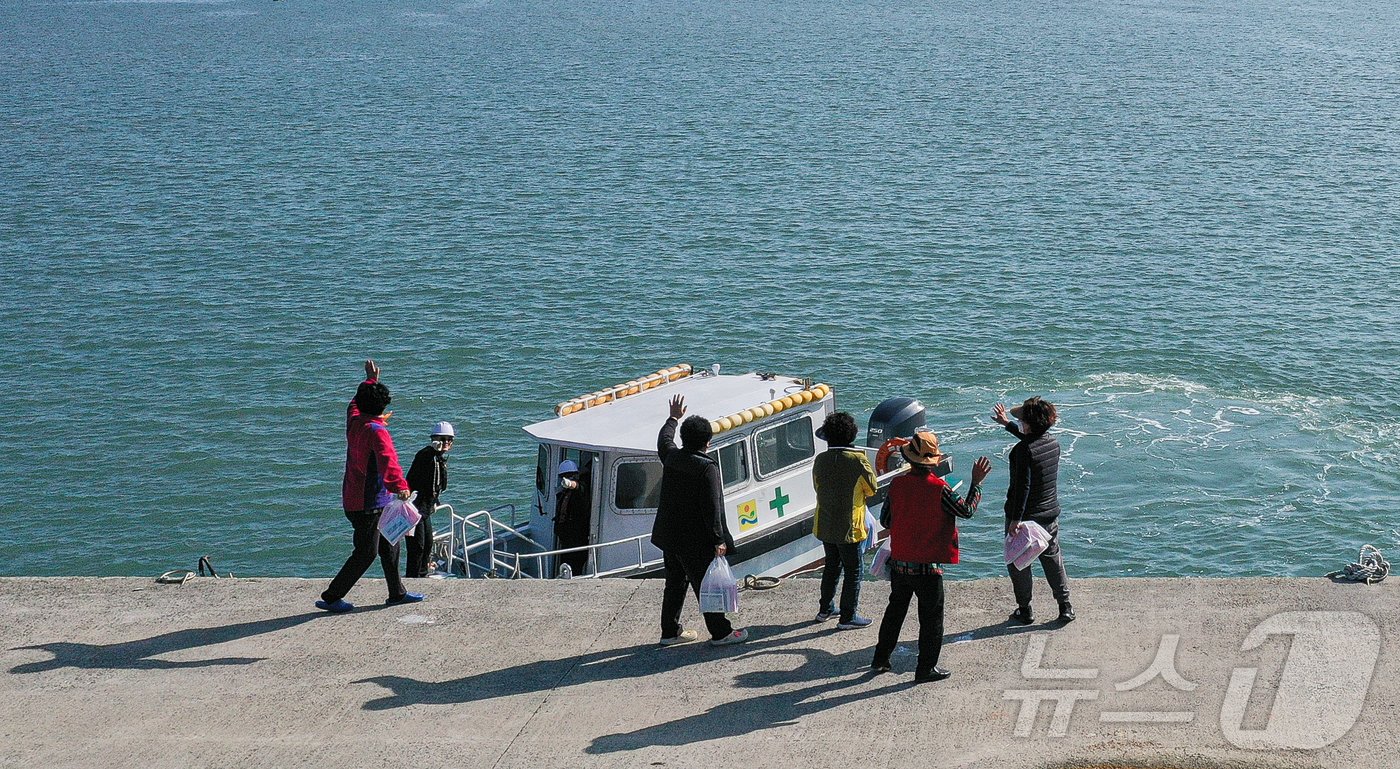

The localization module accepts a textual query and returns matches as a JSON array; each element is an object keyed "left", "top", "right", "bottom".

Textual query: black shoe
[
  {"left": 1057, "top": 602, "right": 1076, "bottom": 623},
  {"left": 1009, "top": 605, "right": 1035, "bottom": 625},
  {"left": 914, "top": 667, "right": 951, "bottom": 683},
  {"left": 871, "top": 656, "right": 892, "bottom": 674}
]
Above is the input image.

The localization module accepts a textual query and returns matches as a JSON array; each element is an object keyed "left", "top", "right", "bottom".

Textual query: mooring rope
[
  {"left": 156, "top": 555, "right": 234, "bottom": 585},
  {"left": 741, "top": 574, "right": 782, "bottom": 591},
  {"left": 1326, "top": 545, "right": 1389, "bottom": 585}
]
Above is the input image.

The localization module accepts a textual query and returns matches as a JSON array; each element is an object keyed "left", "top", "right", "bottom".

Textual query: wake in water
[{"left": 937, "top": 373, "right": 1398, "bottom": 579}]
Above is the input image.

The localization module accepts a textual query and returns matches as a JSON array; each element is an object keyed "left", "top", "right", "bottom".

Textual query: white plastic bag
[
  {"left": 870, "top": 538, "right": 893, "bottom": 580},
  {"left": 1004, "top": 520, "right": 1051, "bottom": 570},
  {"left": 860, "top": 509, "right": 880, "bottom": 553},
  {"left": 378, "top": 493, "right": 421, "bottom": 546},
  {"left": 698, "top": 556, "right": 739, "bottom": 613}
]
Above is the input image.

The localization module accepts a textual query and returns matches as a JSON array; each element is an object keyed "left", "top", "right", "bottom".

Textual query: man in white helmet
[
  {"left": 404, "top": 420, "right": 453, "bottom": 578},
  {"left": 554, "top": 458, "right": 592, "bottom": 576}
]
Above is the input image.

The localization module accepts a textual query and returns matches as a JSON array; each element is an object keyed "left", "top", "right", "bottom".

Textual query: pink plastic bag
[
  {"left": 1004, "top": 521, "right": 1051, "bottom": 570},
  {"left": 870, "top": 539, "right": 893, "bottom": 580},
  {"left": 378, "top": 493, "right": 421, "bottom": 546}
]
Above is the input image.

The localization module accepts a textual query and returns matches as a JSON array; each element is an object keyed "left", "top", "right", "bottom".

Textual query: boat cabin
[{"left": 517, "top": 364, "right": 836, "bottom": 578}]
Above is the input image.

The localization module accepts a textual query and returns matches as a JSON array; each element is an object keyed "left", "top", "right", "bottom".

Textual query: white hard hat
[
  {"left": 431, "top": 421, "right": 455, "bottom": 438},
  {"left": 558, "top": 459, "right": 579, "bottom": 475}
]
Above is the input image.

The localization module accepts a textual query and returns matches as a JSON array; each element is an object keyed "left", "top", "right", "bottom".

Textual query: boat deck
[{"left": 1, "top": 576, "right": 1395, "bottom": 768}]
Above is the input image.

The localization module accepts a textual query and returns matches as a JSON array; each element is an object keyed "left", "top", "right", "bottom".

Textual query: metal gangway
[{"left": 429, "top": 504, "right": 661, "bottom": 580}]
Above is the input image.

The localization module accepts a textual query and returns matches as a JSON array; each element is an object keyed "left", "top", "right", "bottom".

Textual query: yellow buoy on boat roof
[{"left": 554, "top": 363, "right": 694, "bottom": 416}]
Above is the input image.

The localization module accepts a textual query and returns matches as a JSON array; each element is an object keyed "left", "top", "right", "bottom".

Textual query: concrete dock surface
[{"left": 1, "top": 575, "right": 1394, "bottom": 769}]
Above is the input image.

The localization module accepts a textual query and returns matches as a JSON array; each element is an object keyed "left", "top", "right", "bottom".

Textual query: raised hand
[
  {"left": 669, "top": 395, "right": 686, "bottom": 420},
  {"left": 971, "top": 456, "right": 993, "bottom": 485},
  {"left": 365, "top": 359, "right": 381, "bottom": 380},
  {"left": 993, "top": 403, "right": 1010, "bottom": 426}
]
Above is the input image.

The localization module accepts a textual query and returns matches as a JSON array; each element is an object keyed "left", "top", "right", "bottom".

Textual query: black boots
[
  {"left": 1009, "top": 605, "right": 1035, "bottom": 624},
  {"left": 1057, "top": 601, "right": 1076, "bottom": 623}
]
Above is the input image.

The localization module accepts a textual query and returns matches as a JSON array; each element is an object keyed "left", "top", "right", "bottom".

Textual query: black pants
[
  {"left": 660, "top": 549, "right": 734, "bottom": 641},
  {"left": 404, "top": 513, "right": 434, "bottom": 578},
  {"left": 555, "top": 519, "right": 590, "bottom": 576},
  {"left": 818, "top": 542, "right": 863, "bottom": 622},
  {"left": 874, "top": 570, "right": 945, "bottom": 675},
  {"left": 322, "top": 509, "right": 406, "bottom": 603},
  {"left": 1007, "top": 519, "right": 1070, "bottom": 607}
]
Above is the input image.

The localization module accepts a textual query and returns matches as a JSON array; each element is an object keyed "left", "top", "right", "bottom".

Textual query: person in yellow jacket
[{"left": 812, "top": 411, "right": 879, "bottom": 629}]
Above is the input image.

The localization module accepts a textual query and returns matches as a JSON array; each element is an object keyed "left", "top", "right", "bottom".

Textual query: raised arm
[
  {"left": 657, "top": 395, "right": 686, "bottom": 462},
  {"left": 944, "top": 456, "right": 992, "bottom": 519},
  {"left": 994, "top": 402, "right": 1027, "bottom": 440},
  {"left": 348, "top": 359, "right": 381, "bottom": 429}
]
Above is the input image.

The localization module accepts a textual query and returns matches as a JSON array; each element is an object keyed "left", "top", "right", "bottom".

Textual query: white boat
[{"left": 431, "top": 364, "right": 943, "bottom": 580}]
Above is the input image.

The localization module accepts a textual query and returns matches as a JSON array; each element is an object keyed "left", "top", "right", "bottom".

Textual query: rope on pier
[
  {"left": 741, "top": 574, "right": 782, "bottom": 591},
  {"left": 155, "top": 556, "right": 234, "bottom": 585},
  {"left": 1326, "top": 545, "right": 1389, "bottom": 585},
  {"left": 155, "top": 570, "right": 194, "bottom": 585}
]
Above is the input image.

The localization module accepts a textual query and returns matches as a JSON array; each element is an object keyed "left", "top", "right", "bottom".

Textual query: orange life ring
[{"left": 874, "top": 437, "right": 911, "bottom": 475}]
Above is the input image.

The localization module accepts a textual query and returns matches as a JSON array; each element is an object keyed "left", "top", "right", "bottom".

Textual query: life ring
[{"left": 874, "top": 437, "right": 911, "bottom": 475}]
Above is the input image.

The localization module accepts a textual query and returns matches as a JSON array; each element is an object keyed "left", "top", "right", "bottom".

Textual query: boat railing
[{"left": 434, "top": 504, "right": 661, "bottom": 579}]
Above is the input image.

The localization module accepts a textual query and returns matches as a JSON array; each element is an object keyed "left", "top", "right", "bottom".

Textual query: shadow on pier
[{"left": 9, "top": 611, "right": 330, "bottom": 673}]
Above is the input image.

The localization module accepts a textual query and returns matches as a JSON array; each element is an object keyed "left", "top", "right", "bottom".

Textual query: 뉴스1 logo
[
  {"left": 1220, "top": 611, "right": 1380, "bottom": 750},
  {"left": 1003, "top": 610, "right": 1381, "bottom": 750}
]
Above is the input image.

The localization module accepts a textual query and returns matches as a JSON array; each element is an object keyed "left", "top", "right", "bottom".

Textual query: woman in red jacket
[{"left": 871, "top": 431, "right": 991, "bottom": 682}]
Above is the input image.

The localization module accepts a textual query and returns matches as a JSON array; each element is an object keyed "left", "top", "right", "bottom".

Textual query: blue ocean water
[{"left": 1, "top": 0, "right": 1396, "bottom": 580}]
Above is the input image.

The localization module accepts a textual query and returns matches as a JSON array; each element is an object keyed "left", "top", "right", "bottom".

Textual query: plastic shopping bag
[
  {"left": 378, "top": 493, "right": 421, "bottom": 546},
  {"left": 870, "top": 538, "right": 893, "bottom": 581},
  {"left": 698, "top": 556, "right": 740, "bottom": 614},
  {"left": 860, "top": 509, "right": 880, "bottom": 553},
  {"left": 1004, "top": 520, "right": 1051, "bottom": 570}
]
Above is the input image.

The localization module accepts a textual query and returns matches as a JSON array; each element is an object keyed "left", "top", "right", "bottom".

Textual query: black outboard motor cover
[
  {"left": 866, "top": 398, "right": 952, "bottom": 510},
  {"left": 866, "top": 397, "right": 927, "bottom": 452}
]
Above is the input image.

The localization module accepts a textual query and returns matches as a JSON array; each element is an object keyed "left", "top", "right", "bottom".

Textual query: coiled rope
[
  {"left": 741, "top": 574, "right": 782, "bottom": 591},
  {"left": 155, "top": 555, "right": 233, "bottom": 585},
  {"left": 1327, "top": 545, "right": 1389, "bottom": 585}
]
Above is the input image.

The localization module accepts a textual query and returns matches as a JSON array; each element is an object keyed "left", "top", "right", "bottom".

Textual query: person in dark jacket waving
[
  {"left": 995, "top": 396, "right": 1073, "bottom": 624},
  {"left": 651, "top": 395, "right": 749, "bottom": 647}
]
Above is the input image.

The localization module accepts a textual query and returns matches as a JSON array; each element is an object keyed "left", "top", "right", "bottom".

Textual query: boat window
[
  {"left": 535, "top": 445, "right": 548, "bottom": 493},
  {"left": 755, "top": 416, "right": 815, "bottom": 477},
  {"left": 710, "top": 441, "right": 749, "bottom": 489},
  {"left": 614, "top": 459, "right": 664, "bottom": 512}
]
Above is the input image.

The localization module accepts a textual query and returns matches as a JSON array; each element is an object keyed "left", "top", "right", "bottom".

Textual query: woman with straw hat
[{"left": 871, "top": 430, "right": 991, "bottom": 682}]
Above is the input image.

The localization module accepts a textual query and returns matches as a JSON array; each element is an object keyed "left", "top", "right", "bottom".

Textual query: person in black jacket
[
  {"left": 404, "top": 421, "right": 452, "bottom": 578},
  {"left": 553, "top": 458, "right": 592, "bottom": 576},
  {"left": 995, "top": 396, "right": 1074, "bottom": 625},
  {"left": 651, "top": 395, "right": 749, "bottom": 647}
]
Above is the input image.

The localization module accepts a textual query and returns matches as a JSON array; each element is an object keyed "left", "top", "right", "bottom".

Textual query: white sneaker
[
  {"left": 659, "top": 629, "right": 698, "bottom": 646},
  {"left": 709, "top": 628, "right": 750, "bottom": 647}
]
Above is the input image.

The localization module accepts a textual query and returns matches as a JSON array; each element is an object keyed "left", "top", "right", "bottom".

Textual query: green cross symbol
[{"left": 769, "top": 487, "right": 790, "bottom": 518}]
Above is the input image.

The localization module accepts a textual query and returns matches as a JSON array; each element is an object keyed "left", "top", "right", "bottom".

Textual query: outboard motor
[
  {"left": 866, "top": 398, "right": 952, "bottom": 508},
  {"left": 866, "top": 397, "right": 927, "bottom": 459}
]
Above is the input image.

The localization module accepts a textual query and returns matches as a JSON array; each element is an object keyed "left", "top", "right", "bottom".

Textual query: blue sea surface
[{"left": 1, "top": 0, "right": 1396, "bottom": 579}]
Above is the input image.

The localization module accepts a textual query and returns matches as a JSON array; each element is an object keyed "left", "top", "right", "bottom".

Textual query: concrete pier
[{"left": 1, "top": 576, "right": 1394, "bottom": 769}]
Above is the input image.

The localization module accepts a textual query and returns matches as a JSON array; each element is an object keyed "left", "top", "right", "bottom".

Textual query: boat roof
[{"left": 524, "top": 371, "right": 822, "bottom": 454}]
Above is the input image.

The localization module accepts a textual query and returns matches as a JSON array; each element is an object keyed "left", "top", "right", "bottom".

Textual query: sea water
[{"left": 1, "top": 0, "right": 1396, "bottom": 579}]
